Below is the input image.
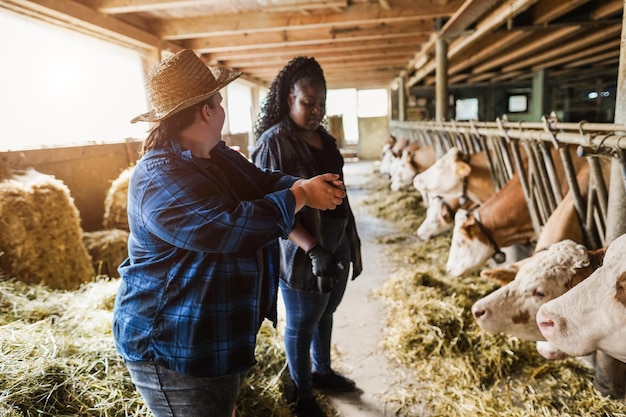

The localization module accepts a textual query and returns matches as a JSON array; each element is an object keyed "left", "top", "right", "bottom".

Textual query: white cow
[
  {"left": 472, "top": 239, "right": 602, "bottom": 342},
  {"left": 537, "top": 233, "right": 626, "bottom": 363},
  {"left": 389, "top": 143, "right": 436, "bottom": 192},
  {"left": 416, "top": 195, "right": 477, "bottom": 240},
  {"left": 379, "top": 134, "right": 398, "bottom": 177},
  {"left": 412, "top": 146, "right": 495, "bottom": 205}
]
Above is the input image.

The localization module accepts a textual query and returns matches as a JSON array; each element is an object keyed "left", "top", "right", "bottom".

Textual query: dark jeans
[
  {"left": 281, "top": 222, "right": 351, "bottom": 397},
  {"left": 125, "top": 360, "right": 247, "bottom": 417}
]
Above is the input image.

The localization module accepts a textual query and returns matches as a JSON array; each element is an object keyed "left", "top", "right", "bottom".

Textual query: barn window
[
  {"left": 0, "top": 9, "right": 148, "bottom": 151},
  {"left": 455, "top": 98, "right": 479, "bottom": 120},
  {"left": 507, "top": 94, "right": 529, "bottom": 113},
  {"left": 226, "top": 82, "right": 253, "bottom": 134}
]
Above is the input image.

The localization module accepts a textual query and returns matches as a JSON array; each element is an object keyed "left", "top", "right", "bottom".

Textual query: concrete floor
[{"left": 323, "top": 159, "right": 401, "bottom": 417}]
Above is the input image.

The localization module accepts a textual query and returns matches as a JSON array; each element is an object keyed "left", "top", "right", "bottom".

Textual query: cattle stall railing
[{"left": 389, "top": 118, "right": 626, "bottom": 251}]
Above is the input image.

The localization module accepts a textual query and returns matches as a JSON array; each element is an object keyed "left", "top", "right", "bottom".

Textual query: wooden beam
[
  {"left": 471, "top": 26, "right": 581, "bottom": 74},
  {"left": 530, "top": 39, "right": 620, "bottom": 71},
  {"left": 156, "top": 6, "right": 436, "bottom": 40},
  {"left": 2, "top": 0, "right": 180, "bottom": 52},
  {"left": 502, "top": 23, "right": 621, "bottom": 72},
  {"left": 531, "top": 0, "right": 590, "bottom": 25},
  {"left": 205, "top": 37, "right": 423, "bottom": 62},
  {"left": 184, "top": 26, "right": 428, "bottom": 53}
]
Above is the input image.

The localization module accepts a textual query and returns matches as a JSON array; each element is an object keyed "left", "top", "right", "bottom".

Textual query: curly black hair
[{"left": 254, "top": 56, "right": 326, "bottom": 140}]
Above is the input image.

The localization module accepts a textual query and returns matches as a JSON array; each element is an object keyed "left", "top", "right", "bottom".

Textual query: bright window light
[
  {"left": 456, "top": 98, "right": 478, "bottom": 120},
  {"left": 0, "top": 9, "right": 148, "bottom": 151},
  {"left": 226, "top": 82, "right": 253, "bottom": 134},
  {"left": 357, "top": 89, "right": 388, "bottom": 117},
  {"left": 327, "top": 89, "right": 358, "bottom": 143}
]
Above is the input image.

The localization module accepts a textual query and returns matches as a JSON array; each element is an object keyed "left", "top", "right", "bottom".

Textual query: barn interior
[{"left": 1, "top": 0, "right": 626, "bottom": 416}]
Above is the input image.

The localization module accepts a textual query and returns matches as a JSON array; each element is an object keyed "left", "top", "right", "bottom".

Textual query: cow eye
[{"left": 532, "top": 288, "right": 545, "bottom": 298}]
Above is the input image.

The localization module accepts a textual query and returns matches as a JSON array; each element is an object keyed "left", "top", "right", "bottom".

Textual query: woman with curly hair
[{"left": 252, "top": 56, "right": 363, "bottom": 417}]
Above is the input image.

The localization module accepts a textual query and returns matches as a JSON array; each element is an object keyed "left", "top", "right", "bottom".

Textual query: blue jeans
[
  {"left": 281, "top": 226, "right": 351, "bottom": 397},
  {"left": 125, "top": 361, "right": 247, "bottom": 417}
]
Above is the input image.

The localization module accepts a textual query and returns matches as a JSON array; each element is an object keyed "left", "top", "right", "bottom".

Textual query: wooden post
[
  {"left": 594, "top": 0, "right": 626, "bottom": 400},
  {"left": 435, "top": 37, "right": 448, "bottom": 121}
]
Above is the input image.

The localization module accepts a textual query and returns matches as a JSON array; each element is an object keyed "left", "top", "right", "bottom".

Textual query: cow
[
  {"left": 416, "top": 195, "right": 477, "bottom": 240},
  {"left": 412, "top": 146, "right": 495, "bottom": 206},
  {"left": 446, "top": 172, "right": 536, "bottom": 277},
  {"left": 477, "top": 157, "right": 609, "bottom": 283},
  {"left": 472, "top": 239, "right": 604, "bottom": 343},
  {"left": 379, "top": 134, "right": 397, "bottom": 177},
  {"left": 537, "top": 233, "right": 626, "bottom": 363},
  {"left": 478, "top": 183, "right": 586, "bottom": 284},
  {"left": 380, "top": 136, "right": 409, "bottom": 179},
  {"left": 389, "top": 143, "right": 436, "bottom": 191},
  {"left": 447, "top": 151, "right": 600, "bottom": 278}
]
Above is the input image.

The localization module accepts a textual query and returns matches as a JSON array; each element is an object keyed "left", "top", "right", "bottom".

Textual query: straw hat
[{"left": 131, "top": 49, "right": 242, "bottom": 123}]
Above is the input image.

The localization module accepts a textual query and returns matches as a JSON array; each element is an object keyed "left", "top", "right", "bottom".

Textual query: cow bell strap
[{"left": 472, "top": 215, "right": 506, "bottom": 264}]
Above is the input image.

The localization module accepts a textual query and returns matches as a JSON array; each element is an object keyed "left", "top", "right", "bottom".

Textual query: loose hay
[
  {"left": 0, "top": 168, "right": 93, "bottom": 289},
  {"left": 366, "top": 171, "right": 626, "bottom": 417},
  {"left": 83, "top": 229, "right": 129, "bottom": 278},
  {"left": 0, "top": 277, "right": 320, "bottom": 417},
  {"left": 103, "top": 166, "right": 133, "bottom": 231}
]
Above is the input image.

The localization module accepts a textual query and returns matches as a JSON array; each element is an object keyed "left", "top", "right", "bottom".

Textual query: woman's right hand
[{"left": 291, "top": 174, "right": 346, "bottom": 211}]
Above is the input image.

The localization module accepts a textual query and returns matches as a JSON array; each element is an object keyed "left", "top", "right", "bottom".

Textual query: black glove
[{"left": 306, "top": 243, "right": 341, "bottom": 292}]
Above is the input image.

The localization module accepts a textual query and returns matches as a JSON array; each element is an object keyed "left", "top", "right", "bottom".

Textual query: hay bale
[
  {"left": 0, "top": 168, "right": 93, "bottom": 289},
  {"left": 83, "top": 229, "right": 129, "bottom": 277},
  {"left": 0, "top": 158, "right": 12, "bottom": 181},
  {"left": 103, "top": 166, "right": 133, "bottom": 231}
]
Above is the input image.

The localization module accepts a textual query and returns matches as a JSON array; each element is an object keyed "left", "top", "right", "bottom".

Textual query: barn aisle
[{"left": 325, "top": 159, "right": 401, "bottom": 417}]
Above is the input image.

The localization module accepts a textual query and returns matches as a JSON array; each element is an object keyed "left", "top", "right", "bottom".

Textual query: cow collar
[{"left": 472, "top": 210, "right": 506, "bottom": 264}]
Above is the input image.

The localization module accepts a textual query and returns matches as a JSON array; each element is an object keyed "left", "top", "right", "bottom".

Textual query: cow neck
[
  {"left": 475, "top": 194, "right": 536, "bottom": 251},
  {"left": 465, "top": 163, "right": 495, "bottom": 204},
  {"left": 472, "top": 211, "right": 506, "bottom": 263}
]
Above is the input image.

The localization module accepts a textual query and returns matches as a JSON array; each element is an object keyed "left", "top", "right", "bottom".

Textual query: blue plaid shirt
[{"left": 113, "top": 140, "right": 299, "bottom": 377}]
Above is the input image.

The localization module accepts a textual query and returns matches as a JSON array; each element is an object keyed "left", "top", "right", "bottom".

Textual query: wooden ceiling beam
[
  {"left": 156, "top": 6, "right": 436, "bottom": 40},
  {"left": 223, "top": 50, "right": 413, "bottom": 69},
  {"left": 502, "top": 23, "right": 621, "bottom": 72},
  {"left": 2, "top": 0, "right": 180, "bottom": 51},
  {"left": 470, "top": 26, "right": 581, "bottom": 74},
  {"left": 531, "top": 0, "right": 591, "bottom": 25},
  {"left": 205, "top": 38, "right": 422, "bottom": 62},
  {"left": 184, "top": 26, "right": 427, "bottom": 53},
  {"left": 530, "top": 39, "right": 620, "bottom": 72}
]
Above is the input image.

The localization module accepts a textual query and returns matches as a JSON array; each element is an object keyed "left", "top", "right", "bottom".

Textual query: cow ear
[
  {"left": 587, "top": 247, "right": 607, "bottom": 269},
  {"left": 480, "top": 266, "right": 518, "bottom": 284},
  {"left": 455, "top": 161, "right": 472, "bottom": 178}
]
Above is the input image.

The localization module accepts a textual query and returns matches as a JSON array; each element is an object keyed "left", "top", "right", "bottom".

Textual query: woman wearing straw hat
[
  {"left": 252, "top": 56, "right": 362, "bottom": 417},
  {"left": 112, "top": 49, "right": 347, "bottom": 417}
]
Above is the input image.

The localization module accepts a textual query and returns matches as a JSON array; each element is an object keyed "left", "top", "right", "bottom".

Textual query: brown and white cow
[
  {"left": 446, "top": 172, "right": 535, "bottom": 276},
  {"left": 379, "top": 134, "right": 398, "bottom": 177},
  {"left": 416, "top": 195, "right": 477, "bottom": 240},
  {"left": 412, "top": 146, "right": 495, "bottom": 205},
  {"left": 379, "top": 135, "right": 408, "bottom": 178},
  {"left": 537, "top": 233, "right": 626, "bottom": 363},
  {"left": 390, "top": 142, "right": 436, "bottom": 192},
  {"left": 479, "top": 186, "right": 586, "bottom": 284},
  {"left": 472, "top": 239, "right": 604, "bottom": 342},
  {"left": 478, "top": 157, "right": 609, "bottom": 283}
]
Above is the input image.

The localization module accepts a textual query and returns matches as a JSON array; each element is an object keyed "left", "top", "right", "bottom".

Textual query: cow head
[
  {"left": 412, "top": 147, "right": 471, "bottom": 199},
  {"left": 390, "top": 148, "right": 418, "bottom": 191},
  {"left": 446, "top": 209, "right": 494, "bottom": 277},
  {"left": 472, "top": 240, "right": 593, "bottom": 341},
  {"left": 537, "top": 234, "right": 626, "bottom": 362},
  {"left": 416, "top": 195, "right": 458, "bottom": 240}
]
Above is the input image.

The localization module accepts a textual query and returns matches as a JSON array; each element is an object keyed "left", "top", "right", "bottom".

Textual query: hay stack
[
  {"left": 0, "top": 168, "right": 93, "bottom": 289},
  {"left": 103, "top": 166, "right": 133, "bottom": 231},
  {"left": 83, "top": 229, "right": 129, "bottom": 277},
  {"left": 0, "top": 158, "right": 12, "bottom": 181}
]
